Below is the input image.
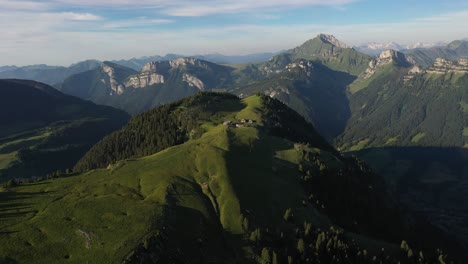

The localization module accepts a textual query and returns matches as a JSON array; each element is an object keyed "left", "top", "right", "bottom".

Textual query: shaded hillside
[
  {"left": 351, "top": 146, "right": 468, "bottom": 248},
  {"left": 59, "top": 61, "right": 137, "bottom": 101},
  {"left": 0, "top": 79, "right": 130, "bottom": 180},
  {"left": 0, "top": 93, "right": 463, "bottom": 263},
  {"left": 337, "top": 60, "right": 468, "bottom": 150},
  {"left": 232, "top": 60, "right": 355, "bottom": 140}
]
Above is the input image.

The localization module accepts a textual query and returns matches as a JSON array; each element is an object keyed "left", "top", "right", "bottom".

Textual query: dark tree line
[{"left": 74, "top": 92, "right": 240, "bottom": 172}]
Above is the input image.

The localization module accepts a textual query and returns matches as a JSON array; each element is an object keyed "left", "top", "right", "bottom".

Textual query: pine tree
[
  {"left": 297, "top": 239, "right": 305, "bottom": 254},
  {"left": 260, "top": 248, "right": 271, "bottom": 264},
  {"left": 283, "top": 208, "right": 293, "bottom": 222}
]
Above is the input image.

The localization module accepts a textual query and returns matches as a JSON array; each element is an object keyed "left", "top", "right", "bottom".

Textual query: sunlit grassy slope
[
  {"left": 0, "top": 95, "right": 333, "bottom": 263},
  {"left": 1, "top": 93, "right": 452, "bottom": 263}
]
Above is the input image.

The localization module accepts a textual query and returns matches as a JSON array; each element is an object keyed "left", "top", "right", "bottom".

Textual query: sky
[{"left": 1, "top": 0, "right": 468, "bottom": 66}]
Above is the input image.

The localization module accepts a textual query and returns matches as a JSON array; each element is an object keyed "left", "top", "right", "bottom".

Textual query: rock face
[
  {"left": 169, "top": 57, "right": 205, "bottom": 69},
  {"left": 318, "top": 34, "right": 350, "bottom": 48},
  {"left": 125, "top": 62, "right": 165, "bottom": 89},
  {"left": 182, "top": 74, "right": 205, "bottom": 90},
  {"left": 361, "top": 50, "right": 415, "bottom": 79},
  {"left": 285, "top": 60, "right": 314, "bottom": 77},
  {"left": 403, "top": 65, "right": 424, "bottom": 82},
  {"left": 102, "top": 63, "right": 125, "bottom": 95},
  {"left": 123, "top": 58, "right": 211, "bottom": 89},
  {"left": 427, "top": 58, "right": 468, "bottom": 74}
]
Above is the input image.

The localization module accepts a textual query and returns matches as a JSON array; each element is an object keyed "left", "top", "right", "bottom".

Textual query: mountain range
[
  {"left": 0, "top": 60, "right": 101, "bottom": 86},
  {"left": 1, "top": 33, "right": 468, "bottom": 262},
  {"left": 41, "top": 34, "right": 468, "bottom": 151},
  {"left": 58, "top": 59, "right": 236, "bottom": 114},
  {"left": 0, "top": 52, "right": 276, "bottom": 86}
]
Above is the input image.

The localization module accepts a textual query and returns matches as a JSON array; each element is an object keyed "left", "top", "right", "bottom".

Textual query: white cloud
[
  {"left": 51, "top": 0, "right": 360, "bottom": 16},
  {"left": 101, "top": 18, "right": 173, "bottom": 29},
  {"left": 163, "top": 0, "right": 360, "bottom": 16},
  {"left": 60, "top": 12, "right": 103, "bottom": 21}
]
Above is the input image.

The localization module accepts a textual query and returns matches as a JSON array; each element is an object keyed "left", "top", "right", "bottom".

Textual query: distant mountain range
[
  {"left": 0, "top": 60, "right": 101, "bottom": 86},
  {"left": 355, "top": 41, "right": 447, "bottom": 55},
  {"left": 2, "top": 37, "right": 466, "bottom": 87},
  {"left": 112, "top": 52, "right": 277, "bottom": 71},
  {"left": 0, "top": 52, "right": 276, "bottom": 85}
]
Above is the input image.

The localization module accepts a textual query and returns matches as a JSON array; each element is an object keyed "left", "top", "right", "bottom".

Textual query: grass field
[
  {"left": 0, "top": 95, "right": 310, "bottom": 263},
  {"left": 0, "top": 95, "right": 405, "bottom": 262}
]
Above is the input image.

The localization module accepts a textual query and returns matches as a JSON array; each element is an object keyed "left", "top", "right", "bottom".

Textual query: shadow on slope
[
  {"left": 232, "top": 63, "right": 356, "bottom": 140},
  {"left": 349, "top": 146, "right": 468, "bottom": 248}
]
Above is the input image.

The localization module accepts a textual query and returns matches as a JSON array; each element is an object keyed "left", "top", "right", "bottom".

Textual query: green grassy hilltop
[{"left": 0, "top": 93, "right": 461, "bottom": 263}]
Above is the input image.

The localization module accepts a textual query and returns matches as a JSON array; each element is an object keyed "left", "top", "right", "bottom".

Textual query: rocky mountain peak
[
  {"left": 125, "top": 63, "right": 165, "bottom": 89},
  {"left": 141, "top": 61, "right": 158, "bottom": 72},
  {"left": 101, "top": 62, "right": 125, "bottom": 95},
  {"left": 360, "top": 50, "right": 415, "bottom": 79},
  {"left": 125, "top": 58, "right": 210, "bottom": 90},
  {"left": 317, "top": 34, "right": 350, "bottom": 48},
  {"left": 377, "top": 49, "right": 414, "bottom": 64},
  {"left": 141, "top": 58, "right": 207, "bottom": 73},
  {"left": 169, "top": 57, "right": 201, "bottom": 68}
]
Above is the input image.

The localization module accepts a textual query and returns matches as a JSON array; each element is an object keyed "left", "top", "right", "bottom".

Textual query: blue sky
[{"left": 1, "top": 0, "right": 468, "bottom": 66}]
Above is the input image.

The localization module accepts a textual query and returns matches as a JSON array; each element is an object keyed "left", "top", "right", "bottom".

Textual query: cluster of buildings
[{"left": 222, "top": 118, "right": 257, "bottom": 128}]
